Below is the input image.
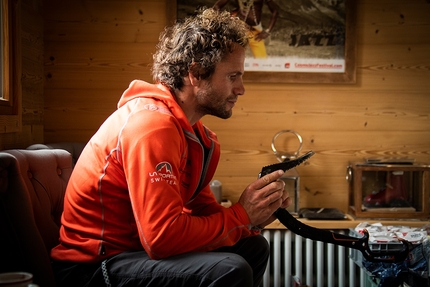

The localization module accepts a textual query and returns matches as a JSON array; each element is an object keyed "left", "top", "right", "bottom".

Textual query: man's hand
[
  {"left": 254, "top": 30, "right": 270, "bottom": 41},
  {"left": 238, "top": 170, "right": 291, "bottom": 228}
]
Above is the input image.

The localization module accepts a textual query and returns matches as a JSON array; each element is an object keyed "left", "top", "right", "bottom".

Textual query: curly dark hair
[{"left": 151, "top": 8, "right": 248, "bottom": 91}]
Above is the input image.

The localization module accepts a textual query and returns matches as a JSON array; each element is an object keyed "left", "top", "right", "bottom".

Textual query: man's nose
[{"left": 234, "top": 79, "right": 245, "bottom": 96}]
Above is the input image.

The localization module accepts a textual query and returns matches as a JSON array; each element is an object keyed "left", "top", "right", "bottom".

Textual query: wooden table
[{"left": 266, "top": 213, "right": 430, "bottom": 229}]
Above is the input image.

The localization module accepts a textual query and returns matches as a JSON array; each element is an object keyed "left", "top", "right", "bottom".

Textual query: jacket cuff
[{"left": 230, "top": 202, "right": 251, "bottom": 226}]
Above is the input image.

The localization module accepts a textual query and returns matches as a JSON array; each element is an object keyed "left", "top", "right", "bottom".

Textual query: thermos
[{"left": 210, "top": 180, "right": 222, "bottom": 203}]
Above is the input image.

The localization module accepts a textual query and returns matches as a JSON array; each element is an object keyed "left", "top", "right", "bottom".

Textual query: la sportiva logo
[
  {"left": 149, "top": 161, "right": 177, "bottom": 185},
  {"left": 155, "top": 162, "right": 173, "bottom": 174}
]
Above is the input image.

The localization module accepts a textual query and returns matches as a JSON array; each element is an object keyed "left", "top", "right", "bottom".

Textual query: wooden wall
[
  {"left": 209, "top": 0, "right": 430, "bottom": 209},
  {"left": 0, "top": 0, "right": 44, "bottom": 149},
  {"left": 43, "top": 0, "right": 165, "bottom": 141},
  {"left": 3, "top": 0, "right": 430, "bottom": 212}
]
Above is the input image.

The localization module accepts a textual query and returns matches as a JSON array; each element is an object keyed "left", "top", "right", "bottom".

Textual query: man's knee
[
  {"left": 211, "top": 254, "right": 253, "bottom": 286},
  {"left": 239, "top": 234, "right": 270, "bottom": 262},
  {"left": 253, "top": 234, "right": 270, "bottom": 260},
  {"left": 251, "top": 234, "right": 269, "bottom": 247}
]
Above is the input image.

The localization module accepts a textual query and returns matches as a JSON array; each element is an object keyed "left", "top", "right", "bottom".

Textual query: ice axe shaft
[{"left": 274, "top": 208, "right": 410, "bottom": 263}]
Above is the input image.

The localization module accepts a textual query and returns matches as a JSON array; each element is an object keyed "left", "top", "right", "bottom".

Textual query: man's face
[{"left": 195, "top": 44, "right": 245, "bottom": 119}]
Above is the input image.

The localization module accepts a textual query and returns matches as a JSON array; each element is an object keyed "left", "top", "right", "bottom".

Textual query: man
[
  {"left": 214, "top": 0, "right": 279, "bottom": 58},
  {"left": 51, "top": 8, "right": 290, "bottom": 287}
]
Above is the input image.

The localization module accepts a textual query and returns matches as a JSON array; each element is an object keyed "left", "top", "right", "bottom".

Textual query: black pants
[{"left": 52, "top": 235, "right": 269, "bottom": 287}]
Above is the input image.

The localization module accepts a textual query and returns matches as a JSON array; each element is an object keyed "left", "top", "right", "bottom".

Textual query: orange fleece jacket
[{"left": 51, "top": 80, "right": 257, "bottom": 263}]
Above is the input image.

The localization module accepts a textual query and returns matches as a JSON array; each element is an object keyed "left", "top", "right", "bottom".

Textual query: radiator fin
[{"left": 262, "top": 229, "right": 362, "bottom": 287}]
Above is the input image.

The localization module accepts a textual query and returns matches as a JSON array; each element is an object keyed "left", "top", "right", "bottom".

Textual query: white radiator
[{"left": 262, "top": 229, "right": 367, "bottom": 287}]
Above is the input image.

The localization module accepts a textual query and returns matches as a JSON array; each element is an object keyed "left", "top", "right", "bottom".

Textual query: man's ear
[{"left": 188, "top": 63, "right": 203, "bottom": 86}]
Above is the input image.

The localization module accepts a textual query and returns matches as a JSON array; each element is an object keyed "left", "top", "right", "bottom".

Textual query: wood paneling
[
  {"left": 1, "top": 0, "right": 427, "bottom": 213},
  {"left": 42, "top": 0, "right": 430, "bottom": 212},
  {"left": 0, "top": 0, "right": 44, "bottom": 149},
  {"left": 43, "top": 0, "right": 165, "bottom": 142},
  {"left": 358, "top": 1, "right": 430, "bottom": 45},
  {"left": 43, "top": 1, "right": 165, "bottom": 43}
]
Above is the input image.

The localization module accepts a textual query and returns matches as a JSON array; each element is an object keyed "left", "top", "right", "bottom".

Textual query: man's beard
[{"left": 195, "top": 85, "right": 234, "bottom": 119}]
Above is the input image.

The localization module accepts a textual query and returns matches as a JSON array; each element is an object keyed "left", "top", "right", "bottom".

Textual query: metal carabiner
[{"left": 271, "top": 130, "right": 303, "bottom": 162}]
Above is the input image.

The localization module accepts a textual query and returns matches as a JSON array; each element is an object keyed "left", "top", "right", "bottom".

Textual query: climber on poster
[{"left": 214, "top": 0, "right": 279, "bottom": 58}]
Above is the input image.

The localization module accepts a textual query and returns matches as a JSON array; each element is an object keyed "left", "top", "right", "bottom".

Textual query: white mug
[{"left": 0, "top": 272, "right": 36, "bottom": 287}]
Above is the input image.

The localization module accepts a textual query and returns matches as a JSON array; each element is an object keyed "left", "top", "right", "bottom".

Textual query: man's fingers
[{"left": 257, "top": 170, "right": 284, "bottom": 189}]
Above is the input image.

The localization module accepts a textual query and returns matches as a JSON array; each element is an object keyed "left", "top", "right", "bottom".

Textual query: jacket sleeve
[
  {"left": 120, "top": 111, "right": 257, "bottom": 259},
  {"left": 183, "top": 185, "right": 224, "bottom": 216}
]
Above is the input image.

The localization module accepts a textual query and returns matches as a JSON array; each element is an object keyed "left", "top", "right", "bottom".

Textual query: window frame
[{"left": 0, "top": 0, "right": 21, "bottom": 133}]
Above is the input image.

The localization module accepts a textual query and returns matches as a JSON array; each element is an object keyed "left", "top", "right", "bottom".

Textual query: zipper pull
[{"left": 99, "top": 244, "right": 106, "bottom": 256}]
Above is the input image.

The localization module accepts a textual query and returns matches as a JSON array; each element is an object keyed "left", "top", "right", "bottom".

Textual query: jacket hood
[
  {"left": 118, "top": 80, "right": 174, "bottom": 109},
  {"left": 118, "top": 80, "right": 193, "bottom": 132}
]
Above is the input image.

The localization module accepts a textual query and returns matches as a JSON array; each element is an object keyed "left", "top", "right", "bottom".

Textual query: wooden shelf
[{"left": 266, "top": 213, "right": 430, "bottom": 230}]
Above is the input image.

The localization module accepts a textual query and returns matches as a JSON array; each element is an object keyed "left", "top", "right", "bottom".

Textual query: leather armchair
[{"left": 0, "top": 149, "right": 73, "bottom": 287}]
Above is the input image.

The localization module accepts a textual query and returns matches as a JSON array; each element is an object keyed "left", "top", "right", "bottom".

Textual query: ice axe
[{"left": 258, "top": 151, "right": 411, "bottom": 263}]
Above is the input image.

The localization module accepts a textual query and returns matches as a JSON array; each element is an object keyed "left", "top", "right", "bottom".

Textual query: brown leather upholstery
[
  {"left": 0, "top": 149, "right": 73, "bottom": 287},
  {"left": 27, "top": 142, "right": 85, "bottom": 167}
]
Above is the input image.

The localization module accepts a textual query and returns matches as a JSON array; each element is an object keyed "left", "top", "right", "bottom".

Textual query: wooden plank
[
  {"left": 257, "top": 88, "right": 428, "bottom": 109},
  {"left": 44, "top": 88, "right": 121, "bottom": 108},
  {"left": 213, "top": 151, "right": 430, "bottom": 179},
  {"left": 240, "top": 113, "right": 430, "bottom": 132},
  {"left": 44, "top": 0, "right": 166, "bottom": 43},
  {"left": 210, "top": 130, "right": 430, "bottom": 153},
  {"left": 44, "top": 67, "right": 430, "bottom": 92},
  {"left": 44, "top": 129, "right": 95, "bottom": 144},
  {"left": 360, "top": 44, "right": 430, "bottom": 66},
  {"left": 0, "top": 125, "right": 42, "bottom": 149},
  {"left": 43, "top": 42, "right": 156, "bottom": 85},
  {"left": 357, "top": 1, "right": 430, "bottom": 45},
  {"left": 44, "top": 109, "right": 111, "bottom": 132},
  {"left": 22, "top": 3, "right": 43, "bottom": 54},
  {"left": 202, "top": 100, "right": 430, "bottom": 132},
  {"left": 44, "top": 88, "right": 124, "bottom": 132},
  {"left": 244, "top": 70, "right": 430, "bottom": 92},
  {"left": 207, "top": 116, "right": 430, "bottom": 133},
  {"left": 44, "top": 22, "right": 163, "bottom": 44},
  {"left": 44, "top": 97, "right": 430, "bottom": 143},
  {"left": 44, "top": 69, "right": 153, "bottom": 90},
  {"left": 44, "top": 68, "right": 430, "bottom": 102},
  {"left": 213, "top": 175, "right": 349, "bottom": 211},
  {"left": 44, "top": 41, "right": 156, "bottom": 62},
  {"left": 46, "top": 87, "right": 430, "bottom": 133},
  {"left": 44, "top": 0, "right": 165, "bottom": 22},
  {"left": 22, "top": 2, "right": 44, "bottom": 128}
]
